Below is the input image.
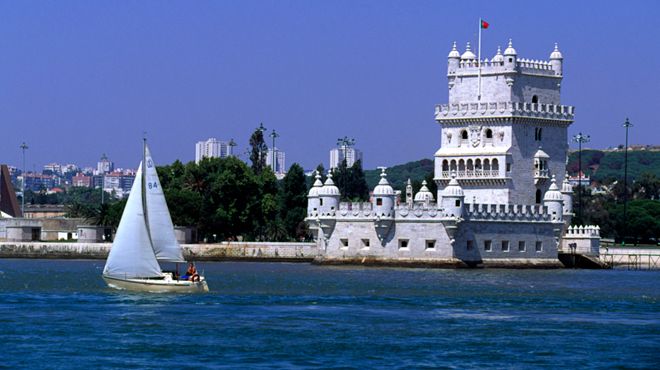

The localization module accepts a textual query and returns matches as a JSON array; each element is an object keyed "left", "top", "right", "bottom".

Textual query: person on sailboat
[{"left": 181, "top": 262, "right": 200, "bottom": 282}]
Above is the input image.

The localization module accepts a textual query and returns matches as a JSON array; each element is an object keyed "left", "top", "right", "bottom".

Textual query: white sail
[
  {"left": 144, "top": 145, "right": 185, "bottom": 263},
  {"left": 103, "top": 163, "right": 163, "bottom": 279}
]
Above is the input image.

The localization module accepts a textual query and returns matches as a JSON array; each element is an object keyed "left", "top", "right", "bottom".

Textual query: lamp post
[
  {"left": 228, "top": 138, "right": 237, "bottom": 157},
  {"left": 573, "top": 132, "right": 590, "bottom": 223},
  {"left": 622, "top": 118, "right": 633, "bottom": 243},
  {"left": 19, "top": 142, "right": 28, "bottom": 217},
  {"left": 269, "top": 129, "right": 280, "bottom": 173}
]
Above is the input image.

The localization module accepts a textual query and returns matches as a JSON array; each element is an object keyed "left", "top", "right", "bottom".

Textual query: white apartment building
[
  {"left": 195, "top": 138, "right": 233, "bottom": 163},
  {"left": 329, "top": 147, "right": 363, "bottom": 169},
  {"left": 266, "top": 148, "right": 286, "bottom": 176}
]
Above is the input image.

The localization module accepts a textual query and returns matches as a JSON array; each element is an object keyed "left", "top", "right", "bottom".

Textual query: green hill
[
  {"left": 568, "top": 149, "right": 660, "bottom": 183},
  {"left": 364, "top": 159, "right": 434, "bottom": 190}
]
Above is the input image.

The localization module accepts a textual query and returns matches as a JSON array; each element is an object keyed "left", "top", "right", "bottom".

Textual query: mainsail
[
  {"left": 103, "top": 163, "right": 163, "bottom": 279},
  {"left": 144, "top": 145, "right": 185, "bottom": 262}
]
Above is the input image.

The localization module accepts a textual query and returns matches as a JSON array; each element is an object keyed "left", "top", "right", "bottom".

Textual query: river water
[{"left": 0, "top": 260, "right": 658, "bottom": 369}]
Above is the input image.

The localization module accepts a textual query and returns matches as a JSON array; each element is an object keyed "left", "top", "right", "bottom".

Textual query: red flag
[{"left": 481, "top": 20, "right": 489, "bottom": 29}]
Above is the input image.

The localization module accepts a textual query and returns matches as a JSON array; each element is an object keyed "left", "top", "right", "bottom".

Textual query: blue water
[{"left": 0, "top": 260, "right": 658, "bottom": 369}]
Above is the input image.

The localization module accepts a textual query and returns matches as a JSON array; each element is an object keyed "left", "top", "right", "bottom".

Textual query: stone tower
[{"left": 434, "top": 40, "right": 574, "bottom": 205}]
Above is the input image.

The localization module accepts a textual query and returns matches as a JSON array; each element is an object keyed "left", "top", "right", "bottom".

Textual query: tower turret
[
  {"left": 318, "top": 173, "right": 340, "bottom": 216},
  {"left": 372, "top": 168, "right": 395, "bottom": 217},
  {"left": 561, "top": 173, "right": 573, "bottom": 217},
  {"left": 448, "top": 41, "right": 460, "bottom": 74},
  {"left": 549, "top": 43, "right": 563, "bottom": 76},
  {"left": 503, "top": 39, "right": 517, "bottom": 71},
  {"left": 543, "top": 176, "right": 563, "bottom": 222},
  {"left": 461, "top": 42, "right": 476, "bottom": 61},
  {"left": 405, "top": 178, "right": 413, "bottom": 208},
  {"left": 307, "top": 171, "right": 324, "bottom": 217},
  {"left": 414, "top": 180, "right": 435, "bottom": 206},
  {"left": 441, "top": 176, "right": 464, "bottom": 218}
]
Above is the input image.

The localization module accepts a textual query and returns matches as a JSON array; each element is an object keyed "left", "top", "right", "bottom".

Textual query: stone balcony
[
  {"left": 440, "top": 169, "right": 501, "bottom": 179},
  {"left": 435, "top": 102, "right": 575, "bottom": 122}
]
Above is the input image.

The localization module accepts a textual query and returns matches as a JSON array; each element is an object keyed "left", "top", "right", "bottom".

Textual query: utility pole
[
  {"left": 269, "top": 129, "right": 280, "bottom": 173},
  {"left": 622, "top": 118, "right": 633, "bottom": 244},
  {"left": 20, "top": 142, "right": 28, "bottom": 217},
  {"left": 573, "top": 132, "right": 590, "bottom": 224}
]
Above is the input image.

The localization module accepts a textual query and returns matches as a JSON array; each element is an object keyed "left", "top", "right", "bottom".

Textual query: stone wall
[{"left": 0, "top": 241, "right": 318, "bottom": 261}]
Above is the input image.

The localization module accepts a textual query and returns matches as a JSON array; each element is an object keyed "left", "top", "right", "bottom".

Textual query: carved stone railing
[
  {"left": 464, "top": 203, "right": 552, "bottom": 222},
  {"left": 435, "top": 102, "right": 575, "bottom": 121},
  {"left": 441, "top": 169, "right": 501, "bottom": 179}
]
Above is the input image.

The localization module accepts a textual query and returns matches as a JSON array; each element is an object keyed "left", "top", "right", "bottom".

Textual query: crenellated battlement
[
  {"left": 464, "top": 202, "right": 552, "bottom": 222},
  {"left": 435, "top": 101, "right": 574, "bottom": 122},
  {"left": 455, "top": 58, "right": 557, "bottom": 76},
  {"left": 564, "top": 225, "right": 601, "bottom": 238}
]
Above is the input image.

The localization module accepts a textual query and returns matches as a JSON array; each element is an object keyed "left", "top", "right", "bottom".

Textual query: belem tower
[{"left": 305, "top": 39, "right": 601, "bottom": 268}]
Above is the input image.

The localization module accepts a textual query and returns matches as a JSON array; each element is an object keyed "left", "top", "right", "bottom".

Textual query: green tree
[
  {"left": 249, "top": 125, "right": 268, "bottom": 175},
  {"left": 281, "top": 163, "right": 308, "bottom": 240},
  {"left": 345, "top": 159, "right": 369, "bottom": 201}
]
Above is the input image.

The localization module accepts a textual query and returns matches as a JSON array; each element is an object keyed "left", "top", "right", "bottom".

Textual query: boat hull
[{"left": 103, "top": 274, "right": 209, "bottom": 293}]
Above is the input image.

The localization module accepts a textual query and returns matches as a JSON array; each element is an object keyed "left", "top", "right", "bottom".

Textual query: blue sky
[{"left": 1, "top": 0, "right": 659, "bottom": 171}]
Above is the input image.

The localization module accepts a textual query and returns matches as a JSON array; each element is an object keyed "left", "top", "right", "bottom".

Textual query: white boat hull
[{"left": 103, "top": 273, "right": 209, "bottom": 293}]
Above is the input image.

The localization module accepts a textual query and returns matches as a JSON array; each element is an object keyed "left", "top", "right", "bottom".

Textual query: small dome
[
  {"left": 373, "top": 168, "right": 394, "bottom": 196},
  {"left": 550, "top": 43, "right": 563, "bottom": 60},
  {"left": 443, "top": 176, "right": 464, "bottom": 197},
  {"left": 543, "top": 176, "right": 563, "bottom": 201},
  {"left": 534, "top": 148, "right": 550, "bottom": 159},
  {"left": 307, "top": 171, "right": 324, "bottom": 197},
  {"left": 492, "top": 46, "right": 504, "bottom": 63},
  {"left": 414, "top": 180, "right": 435, "bottom": 202},
  {"left": 318, "top": 173, "right": 340, "bottom": 197},
  {"left": 461, "top": 42, "right": 477, "bottom": 60},
  {"left": 448, "top": 41, "right": 460, "bottom": 59},
  {"left": 504, "top": 39, "right": 517, "bottom": 56},
  {"left": 561, "top": 174, "right": 573, "bottom": 193}
]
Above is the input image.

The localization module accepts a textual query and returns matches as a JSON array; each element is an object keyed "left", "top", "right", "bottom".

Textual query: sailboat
[{"left": 102, "top": 140, "right": 209, "bottom": 293}]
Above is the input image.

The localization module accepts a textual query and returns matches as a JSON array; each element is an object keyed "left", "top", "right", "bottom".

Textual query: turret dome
[
  {"left": 504, "top": 39, "right": 517, "bottom": 56},
  {"left": 543, "top": 176, "right": 563, "bottom": 202},
  {"left": 534, "top": 148, "right": 550, "bottom": 159},
  {"left": 443, "top": 176, "right": 464, "bottom": 197},
  {"left": 461, "top": 42, "right": 476, "bottom": 60},
  {"left": 318, "top": 173, "right": 340, "bottom": 197},
  {"left": 492, "top": 46, "right": 504, "bottom": 63},
  {"left": 307, "top": 171, "right": 324, "bottom": 197},
  {"left": 448, "top": 41, "right": 460, "bottom": 58},
  {"left": 372, "top": 168, "right": 394, "bottom": 196},
  {"left": 561, "top": 174, "right": 573, "bottom": 193},
  {"left": 550, "top": 43, "right": 563, "bottom": 60},
  {"left": 414, "top": 180, "right": 435, "bottom": 202}
]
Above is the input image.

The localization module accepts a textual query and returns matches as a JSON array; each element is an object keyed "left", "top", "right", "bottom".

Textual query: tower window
[
  {"left": 376, "top": 198, "right": 383, "bottom": 206},
  {"left": 485, "top": 129, "right": 493, "bottom": 139},
  {"left": 532, "top": 95, "right": 539, "bottom": 104},
  {"left": 508, "top": 57, "right": 512, "bottom": 63},
  {"left": 455, "top": 199, "right": 461, "bottom": 207},
  {"left": 461, "top": 130, "right": 468, "bottom": 140},
  {"left": 535, "top": 189, "right": 542, "bottom": 204}
]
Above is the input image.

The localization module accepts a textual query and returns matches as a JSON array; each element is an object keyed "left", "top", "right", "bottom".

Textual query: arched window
[
  {"left": 485, "top": 129, "right": 493, "bottom": 139},
  {"left": 461, "top": 130, "right": 468, "bottom": 140},
  {"left": 537, "top": 128, "right": 542, "bottom": 141},
  {"left": 492, "top": 158, "right": 499, "bottom": 173},
  {"left": 442, "top": 160, "right": 449, "bottom": 171},
  {"left": 535, "top": 189, "right": 542, "bottom": 204},
  {"left": 458, "top": 159, "right": 466, "bottom": 171},
  {"left": 467, "top": 159, "right": 474, "bottom": 170},
  {"left": 450, "top": 160, "right": 457, "bottom": 171},
  {"left": 484, "top": 159, "right": 490, "bottom": 171},
  {"left": 475, "top": 159, "right": 482, "bottom": 169},
  {"left": 532, "top": 95, "right": 539, "bottom": 104}
]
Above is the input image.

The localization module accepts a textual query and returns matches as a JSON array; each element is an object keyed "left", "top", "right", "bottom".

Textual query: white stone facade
[{"left": 305, "top": 39, "right": 599, "bottom": 267}]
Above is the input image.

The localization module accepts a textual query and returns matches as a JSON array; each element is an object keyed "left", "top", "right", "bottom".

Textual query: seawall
[{"left": 0, "top": 242, "right": 318, "bottom": 262}]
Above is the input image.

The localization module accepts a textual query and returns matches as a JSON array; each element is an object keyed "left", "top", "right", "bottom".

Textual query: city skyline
[{"left": 1, "top": 1, "right": 659, "bottom": 170}]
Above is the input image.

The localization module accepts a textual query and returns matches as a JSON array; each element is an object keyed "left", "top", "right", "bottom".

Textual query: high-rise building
[
  {"left": 97, "top": 154, "right": 114, "bottom": 175},
  {"left": 195, "top": 138, "right": 233, "bottom": 163},
  {"left": 266, "top": 148, "right": 286, "bottom": 176},
  {"left": 329, "top": 147, "right": 363, "bottom": 169}
]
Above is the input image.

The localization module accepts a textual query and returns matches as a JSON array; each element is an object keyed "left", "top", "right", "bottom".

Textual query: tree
[
  {"left": 281, "top": 163, "right": 308, "bottom": 240},
  {"left": 346, "top": 160, "right": 369, "bottom": 201},
  {"left": 249, "top": 126, "right": 268, "bottom": 175}
]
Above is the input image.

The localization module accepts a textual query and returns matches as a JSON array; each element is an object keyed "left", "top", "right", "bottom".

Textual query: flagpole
[{"left": 478, "top": 18, "right": 482, "bottom": 100}]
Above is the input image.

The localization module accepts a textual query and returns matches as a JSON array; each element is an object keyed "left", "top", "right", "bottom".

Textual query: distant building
[
  {"left": 103, "top": 172, "right": 135, "bottom": 198},
  {"left": 568, "top": 172, "right": 591, "bottom": 187},
  {"left": 97, "top": 154, "right": 114, "bottom": 175},
  {"left": 266, "top": 148, "right": 286, "bottom": 176},
  {"left": 72, "top": 174, "right": 92, "bottom": 188},
  {"left": 23, "top": 173, "right": 56, "bottom": 192},
  {"left": 330, "top": 147, "right": 363, "bottom": 169},
  {"left": 195, "top": 138, "right": 233, "bottom": 163}
]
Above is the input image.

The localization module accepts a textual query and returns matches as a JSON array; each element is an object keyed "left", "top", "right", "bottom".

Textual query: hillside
[
  {"left": 364, "top": 159, "right": 434, "bottom": 190},
  {"left": 567, "top": 149, "right": 660, "bottom": 183}
]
